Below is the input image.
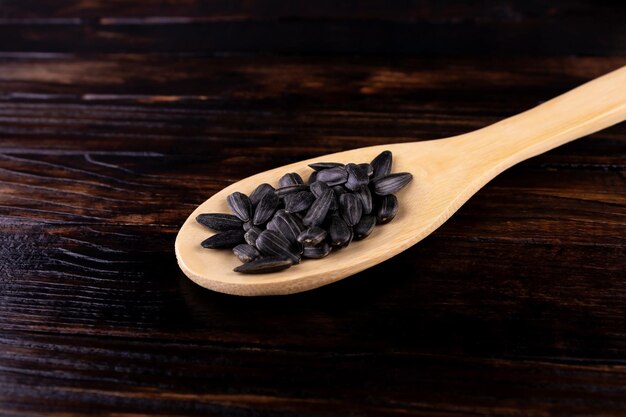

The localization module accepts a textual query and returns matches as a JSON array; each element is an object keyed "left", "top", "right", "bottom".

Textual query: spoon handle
[{"left": 453, "top": 66, "right": 626, "bottom": 170}]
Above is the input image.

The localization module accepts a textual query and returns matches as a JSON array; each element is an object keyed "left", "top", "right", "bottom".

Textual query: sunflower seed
[
  {"left": 354, "top": 187, "right": 373, "bottom": 214},
  {"left": 284, "top": 191, "right": 315, "bottom": 213},
  {"left": 232, "top": 244, "right": 260, "bottom": 263},
  {"left": 358, "top": 163, "right": 374, "bottom": 176},
  {"left": 376, "top": 194, "right": 398, "bottom": 224},
  {"left": 266, "top": 210, "right": 305, "bottom": 248},
  {"left": 243, "top": 221, "right": 253, "bottom": 232},
  {"left": 332, "top": 185, "right": 347, "bottom": 195},
  {"left": 328, "top": 215, "right": 352, "bottom": 248},
  {"left": 308, "top": 171, "right": 318, "bottom": 185},
  {"left": 303, "top": 242, "right": 331, "bottom": 259},
  {"left": 196, "top": 213, "right": 243, "bottom": 232},
  {"left": 308, "top": 162, "right": 345, "bottom": 171},
  {"left": 371, "top": 172, "right": 413, "bottom": 195},
  {"left": 371, "top": 150, "right": 392, "bottom": 179},
  {"left": 354, "top": 215, "right": 376, "bottom": 240},
  {"left": 297, "top": 227, "right": 327, "bottom": 246},
  {"left": 339, "top": 193, "right": 362, "bottom": 226},
  {"left": 302, "top": 189, "right": 333, "bottom": 227},
  {"left": 227, "top": 192, "right": 252, "bottom": 222},
  {"left": 201, "top": 229, "right": 245, "bottom": 249},
  {"left": 255, "top": 230, "right": 301, "bottom": 264},
  {"left": 252, "top": 192, "right": 279, "bottom": 225},
  {"left": 275, "top": 184, "right": 309, "bottom": 197},
  {"left": 316, "top": 167, "right": 348, "bottom": 186},
  {"left": 279, "top": 172, "right": 304, "bottom": 187},
  {"left": 249, "top": 183, "right": 275, "bottom": 206},
  {"left": 310, "top": 181, "right": 331, "bottom": 198},
  {"left": 234, "top": 257, "right": 292, "bottom": 274},
  {"left": 345, "top": 163, "right": 369, "bottom": 191},
  {"left": 244, "top": 226, "right": 262, "bottom": 246}
]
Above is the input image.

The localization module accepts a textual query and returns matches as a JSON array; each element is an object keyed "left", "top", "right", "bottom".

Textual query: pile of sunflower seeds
[{"left": 196, "top": 150, "right": 412, "bottom": 274}]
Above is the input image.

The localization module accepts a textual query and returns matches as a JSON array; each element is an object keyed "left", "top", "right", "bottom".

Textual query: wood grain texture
[{"left": 1, "top": 0, "right": 626, "bottom": 412}]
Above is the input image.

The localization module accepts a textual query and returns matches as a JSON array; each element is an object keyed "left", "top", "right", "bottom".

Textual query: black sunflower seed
[
  {"left": 316, "top": 167, "right": 348, "bottom": 186},
  {"left": 310, "top": 181, "right": 331, "bottom": 198},
  {"left": 227, "top": 192, "right": 252, "bottom": 222},
  {"left": 243, "top": 221, "right": 253, "bottom": 232},
  {"left": 297, "top": 227, "right": 327, "bottom": 247},
  {"left": 371, "top": 172, "right": 413, "bottom": 195},
  {"left": 201, "top": 229, "right": 245, "bottom": 249},
  {"left": 303, "top": 242, "right": 331, "bottom": 259},
  {"left": 358, "top": 163, "right": 374, "bottom": 176},
  {"left": 302, "top": 189, "right": 334, "bottom": 227},
  {"left": 255, "top": 230, "right": 301, "bottom": 264},
  {"left": 266, "top": 210, "right": 305, "bottom": 249},
  {"left": 252, "top": 192, "right": 279, "bottom": 225},
  {"left": 345, "top": 163, "right": 369, "bottom": 191},
  {"left": 332, "top": 185, "right": 347, "bottom": 196},
  {"left": 371, "top": 150, "right": 392, "bottom": 179},
  {"left": 354, "top": 215, "right": 376, "bottom": 240},
  {"left": 339, "top": 193, "right": 362, "bottom": 226},
  {"left": 308, "top": 171, "right": 318, "bottom": 185},
  {"left": 234, "top": 257, "right": 292, "bottom": 274},
  {"left": 284, "top": 191, "right": 315, "bottom": 213},
  {"left": 376, "top": 194, "right": 398, "bottom": 224},
  {"left": 232, "top": 244, "right": 260, "bottom": 263},
  {"left": 249, "top": 183, "right": 275, "bottom": 207},
  {"left": 308, "top": 162, "right": 345, "bottom": 171},
  {"left": 275, "top": 184, "right": 309, "bottom": 197},
  {"left": 354, "top": 187, "right": 373, "bottom": 214},
  {"left": 328, "top": 215, "right": 352, "bottom": 248},
  {"left": 279, "top": 172, "right": 304, "bottom": 187},
  {"left": 196, "top": 213, "right": 243, "bottom": 232},
  {"left": 244, "top": 226, "right": 262, "bottom": 246}
]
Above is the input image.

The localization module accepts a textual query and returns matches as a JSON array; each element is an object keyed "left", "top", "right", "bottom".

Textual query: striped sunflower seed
[
  {"left": 252, "top": 192, "right": 280, "bottom": 225},
  {"left": 249, "top": 183, "right": 275, "bottom": 206},
  {"left": 255, "top": 230, "right": 301, "bottom": 264},
  {"left": 303, "top": 242, "right": 331, "bottom": 259},
  {"left": 371, "top": 172, "right": 413, "bottom": 195},
  {"left": 284, "top": 191, "right": 315, "bottom": 213},
  {"left": 234, "top": 257, "right": 292, "bottom": 274},
  {"left": 275, "top": 184, "right": 309, "bottom": 197},
  {"left": 339, "top": 193, "right": 362, "bottom": 226},
  {"left": 302, "top": 189, "right": 334, "bottom": 227},
  {"left": 358, "top": 163, "right": 374, "bottom": 177},
  {"left": 297, "top": 226, "right": 327, "bottom": 247},
  {"left": 227, "top": 192, "right": 252, "bottom": 222},
  {"left": 354, "top": 187, "right": 373, "bottom": 214},
  {"left": 279, "top": 172, "right": 304, "bottom": 187},
  {"left": 345, "top": 163, "right": 370, "bottom": 191},
  {"left": 308, "top": 162, "right": 345, "bottom": 171},
  {"left": 266, "top": 210, "right": 305, "bottom": 249},
  {"left": 244, "top": 226, "right": 262, "bottom": 246},
  {"left": 370, "top": 150, "right": 392, "bottom": 179},
  {"left": 353, "top": 215, "right": 376, "bottom": 240},
  {"left": 201, "top": 229, "right": 245, "bottom": 249},
  {"left": 328, "top": 214, "right": 352, "bottom": 248},
  {"left": 196, "top": 213, "right": 243, "bottom": 231},
  {"left": 376, "top": 194, "right": 398, "bottom": 224},
  {"left": 232, "top": 244, "right": 260, "bottom": 263},
  {"left": 316, "top": 167, "right": 348, "bottom": 186}
]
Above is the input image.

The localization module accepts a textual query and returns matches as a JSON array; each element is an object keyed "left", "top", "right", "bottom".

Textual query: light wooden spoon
[{"left": 176, "top": 66, "right": 626, "bottom": 296}]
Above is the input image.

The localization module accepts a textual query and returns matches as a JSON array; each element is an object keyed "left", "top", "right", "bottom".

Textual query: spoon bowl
[{"left": 176, "top": 66, "right": 626, "bottom": 296}]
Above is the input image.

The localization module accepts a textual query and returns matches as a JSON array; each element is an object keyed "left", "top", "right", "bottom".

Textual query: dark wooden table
[{"left": 1, "top": 2, "right": 625, "bottom": 416}]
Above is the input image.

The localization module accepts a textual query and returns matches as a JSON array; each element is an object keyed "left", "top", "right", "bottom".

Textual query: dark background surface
[{"left": 1, "top": 1, "right": 625, "bottom": 416}]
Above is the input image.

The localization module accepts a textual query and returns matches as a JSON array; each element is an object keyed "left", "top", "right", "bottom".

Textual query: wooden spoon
[{"left": 176, "top": 66, "right": 626, "bottom": 296}]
